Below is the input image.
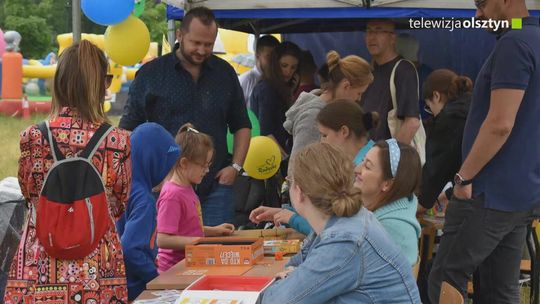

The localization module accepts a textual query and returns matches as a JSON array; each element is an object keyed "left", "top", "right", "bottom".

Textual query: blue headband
[{"left": 386, "top": 138, "right": 401, "bottom": 177}]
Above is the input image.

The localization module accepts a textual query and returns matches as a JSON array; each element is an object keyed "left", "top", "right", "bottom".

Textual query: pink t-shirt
[{"left": 156, "top": 181, "right": 204, "bottom": 272}]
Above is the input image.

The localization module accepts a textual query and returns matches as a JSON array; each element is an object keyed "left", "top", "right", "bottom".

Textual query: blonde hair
[
  {"left": 291, "top": 142, "right": 362, "bottom": 217},
  {"left": 174, "top": 123, "right": 214, "bottom": 169},
  {"left": 326, "top": 50, "right": 373, "bottom": 94},
  {"left": 51, "top": 40, "right": 109, "bottom": 123}
]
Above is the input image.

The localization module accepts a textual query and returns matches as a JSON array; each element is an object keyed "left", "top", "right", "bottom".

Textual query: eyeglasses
[
  {"left": 195, "top": 161, "right": 212, "bottom": 170},
  {"left": 365, "top": 29, "right": 395, "bottom": 36},
  {"left": 105, "top": 74, "right": 113, "bottom": 88}
]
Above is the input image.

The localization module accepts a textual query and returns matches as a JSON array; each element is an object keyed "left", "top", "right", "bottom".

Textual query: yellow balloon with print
[
  {"left": 104, "top": 15, "right": 150, "bottom": 66},
  {"left": 243, "top": 136, "right": 281, "bottom": 180}
]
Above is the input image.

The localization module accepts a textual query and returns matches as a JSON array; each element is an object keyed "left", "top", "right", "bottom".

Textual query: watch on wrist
[
  {"left": 454, "top": 173, "right": 473, "bottom": 186},
  {"left": 231, "top": 162, "right": 243, "bottom": 173}
]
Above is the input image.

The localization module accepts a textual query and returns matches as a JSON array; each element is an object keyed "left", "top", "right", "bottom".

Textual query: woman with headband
[
  {"left": 261, "top": 143, "right": 420, "bottom": 303},
  {"left": 354, "top": 139, "right": 422, "bottom": 265}
]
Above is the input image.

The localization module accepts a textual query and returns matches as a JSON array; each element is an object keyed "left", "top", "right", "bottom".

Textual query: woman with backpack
[{"left": 4, "top": 40, "right": 132, "bottom": 303}]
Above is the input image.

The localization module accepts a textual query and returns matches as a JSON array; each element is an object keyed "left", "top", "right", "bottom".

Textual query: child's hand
[
  {"left": 214, "top": 223, "right": 235, "bottom": 236},
  {"left": 276, "top": 266, "right": 296, "bottom": 280},
  {"left": 274, "top": 209, "right": 294, "bottom": 226},
  {"left": 249, "top": 206, "right": 281, "bottom": 224}
]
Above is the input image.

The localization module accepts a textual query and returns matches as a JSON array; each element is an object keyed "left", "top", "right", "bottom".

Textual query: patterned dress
[{"left": 3, "top": 108, "right": 132, "bottom": 304}]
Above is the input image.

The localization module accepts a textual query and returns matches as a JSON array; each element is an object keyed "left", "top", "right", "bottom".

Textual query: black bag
[
  {"left": 233, "top": 174, "right": 282, "bottom": 228},
  {"left": 0, "top": 178, "right": 27, "bottom": 299}
]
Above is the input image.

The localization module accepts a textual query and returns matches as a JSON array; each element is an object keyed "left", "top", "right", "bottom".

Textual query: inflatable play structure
[
  {"left": 0, "top": 0, "right": 153, "bottom": 118},
  {"left": 0, "top": 30, "right": 156, "bottom": 117}
]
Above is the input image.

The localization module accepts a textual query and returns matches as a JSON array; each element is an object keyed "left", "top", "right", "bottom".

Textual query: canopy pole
[
  {"left": 72, "top": 0, "right": 82, "bottom": 43},
  {"left": 168, "top": 20, "right": 176, "bottom": 46}
]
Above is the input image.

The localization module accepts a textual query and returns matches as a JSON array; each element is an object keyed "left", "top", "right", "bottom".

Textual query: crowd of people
[{"left": 3, "top": 0, "right": 540, "bottom": 303}]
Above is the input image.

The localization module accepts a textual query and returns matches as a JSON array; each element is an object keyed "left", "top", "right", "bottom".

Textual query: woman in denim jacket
[{"left": 261, "top": 143, "right": 420, "bottom": 304}]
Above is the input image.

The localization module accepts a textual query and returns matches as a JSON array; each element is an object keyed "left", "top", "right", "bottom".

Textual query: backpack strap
[
  {"left": 389, "top": 59, "right": 419, "bottom": 112},
  {"left": 79, "top": 123, "right": 113, "bottom": 160},
  {"left": 37, "top": 121, "right": 65, "bottom": 161}
]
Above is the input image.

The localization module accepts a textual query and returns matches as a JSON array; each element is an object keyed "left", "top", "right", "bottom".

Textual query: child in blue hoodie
[{"left": 116, "top": 123, "right": 180, "bottom": 301}]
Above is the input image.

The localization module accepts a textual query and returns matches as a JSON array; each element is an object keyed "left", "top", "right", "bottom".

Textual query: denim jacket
[{"left": 261, "top": 208, "right": 421, "bottom": 304}]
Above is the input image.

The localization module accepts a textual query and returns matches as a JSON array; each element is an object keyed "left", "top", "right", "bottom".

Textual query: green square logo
[{"left": 512, "top": 18, "right": 522, "bottom": 29}]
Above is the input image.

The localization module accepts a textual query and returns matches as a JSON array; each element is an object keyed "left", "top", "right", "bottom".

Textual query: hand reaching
[{"left": 249, "top": 206, "right": 282, "bottom": 224}]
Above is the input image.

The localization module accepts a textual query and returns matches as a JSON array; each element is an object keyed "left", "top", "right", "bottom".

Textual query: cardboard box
[
  {"left": 176, "top": 275, "right": 274, "bottom": 304},
  {"left": 234, "top": 228, "right": 288, "bottom": 239},
  {"left": 234, "top": 228, "right": 306, "bottom": 241},
  {"left": 263, "top": 239, "right": 301, "bottom": 255},
  {"left": 185, "top": 237, "right": 264, "bottom": 267}
]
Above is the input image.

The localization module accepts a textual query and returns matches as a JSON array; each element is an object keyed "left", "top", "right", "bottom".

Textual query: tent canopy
[{"left": 166, "top": 0, "right": 540, "bottom": 33}]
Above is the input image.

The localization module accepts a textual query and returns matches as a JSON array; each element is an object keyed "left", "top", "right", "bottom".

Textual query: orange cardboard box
[{"left": 185, "top": 237, "right": 264, "bottom": 267}]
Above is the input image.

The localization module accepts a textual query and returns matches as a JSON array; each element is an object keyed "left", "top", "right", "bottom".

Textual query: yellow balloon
[
  {"left": 104, "top": 15, "right": 150, "bottom": 66},
  {"left": 243, "top": 136, "right": 282, "bottom": 180},
  {"left": 103, "top": 100, "right": 111, "bottom": 113}
]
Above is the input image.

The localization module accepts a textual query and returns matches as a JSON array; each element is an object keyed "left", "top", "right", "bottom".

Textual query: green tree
[
  {"left": 40, "top": 0, "right": 71, "bottom": 39},
  {"left": 2, "top": 0, "right": 168, "bottom": 57},
  {"left": 140, "top": 1, "right": 168, "bottom": 49},
  {"left": 4, "top": 15, "right": 52, "bottom": 58},
  {"left": 3, "top": 0, "right": 54, "bottom": 58},
  {"left": 0, "top": 3, "right": 5, "bottom": 29}
]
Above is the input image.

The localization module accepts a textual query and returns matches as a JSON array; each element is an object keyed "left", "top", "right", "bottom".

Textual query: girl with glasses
[{"left": 156, "top": 123, "right": 235, "bottom": 272}]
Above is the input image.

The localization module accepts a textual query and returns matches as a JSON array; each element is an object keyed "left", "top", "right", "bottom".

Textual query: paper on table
[{"left": 134, "top": 290, "right": 182, "bottom": 304}]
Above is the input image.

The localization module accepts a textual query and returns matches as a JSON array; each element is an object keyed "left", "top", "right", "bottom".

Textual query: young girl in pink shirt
[{"left": 156, "top": 123, "right": 235, "bottom": 272}]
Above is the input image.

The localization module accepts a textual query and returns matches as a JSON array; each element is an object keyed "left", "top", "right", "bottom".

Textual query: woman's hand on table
[{"left": 249, "top": 206, "right": 282, "bottom": 224}]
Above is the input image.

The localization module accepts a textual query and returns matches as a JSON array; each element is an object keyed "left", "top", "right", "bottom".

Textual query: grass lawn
[{"left": 0, "top": 114, "right": 120, "bottom": 179}]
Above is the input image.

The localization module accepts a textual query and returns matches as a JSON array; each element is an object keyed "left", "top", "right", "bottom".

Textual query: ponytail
[
  {"left": 317, "top": 100, "right": 374, "bottom": 139},
  {"left": 291, "top": 143, "right": 363, "bottom": 218},
  {"left": 326, "top": 51, "right": 341, "bottom": 74},
  {"left": 331, "top": 190, "right": 363, "bottom": 217},
  {"left": 52, "top": 39, "right": 109, "bottom": 123},
  {"left": 324, "top": 50, "right": 373, "bottom": 93},
  {"left": 448, "top": 76, "right": 473, "bottom": 100},
  {"left": 362, "top": 112, "right": 379, "bottom": 132},
  {"left": 423, "top": 69, "right": 473, "bottom": 102}
]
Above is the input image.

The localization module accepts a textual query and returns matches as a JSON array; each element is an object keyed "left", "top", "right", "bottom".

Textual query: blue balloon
[{"left": 81, "top": 0, "right": 134, "bottom": 26}]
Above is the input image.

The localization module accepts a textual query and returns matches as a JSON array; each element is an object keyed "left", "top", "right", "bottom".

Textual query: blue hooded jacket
[{"left": 116, "top": 123, "right": 180, "bottom": 301}]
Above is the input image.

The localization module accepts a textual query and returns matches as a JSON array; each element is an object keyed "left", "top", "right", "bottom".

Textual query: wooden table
[
  {"left": 135, "top": 228, "right": 304, "bottom": 302},
  {"left": 146, "top": 257, "right": 289, "bottom": 290},
  {"left": 135, "top": 257, "right": 290, "bottom": 302},
  {"left": 135, "top": 290, "right": 168, "bottom": 301},
  {"left": 419, "top": 214, "right": 445, "bottom": 230}
]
